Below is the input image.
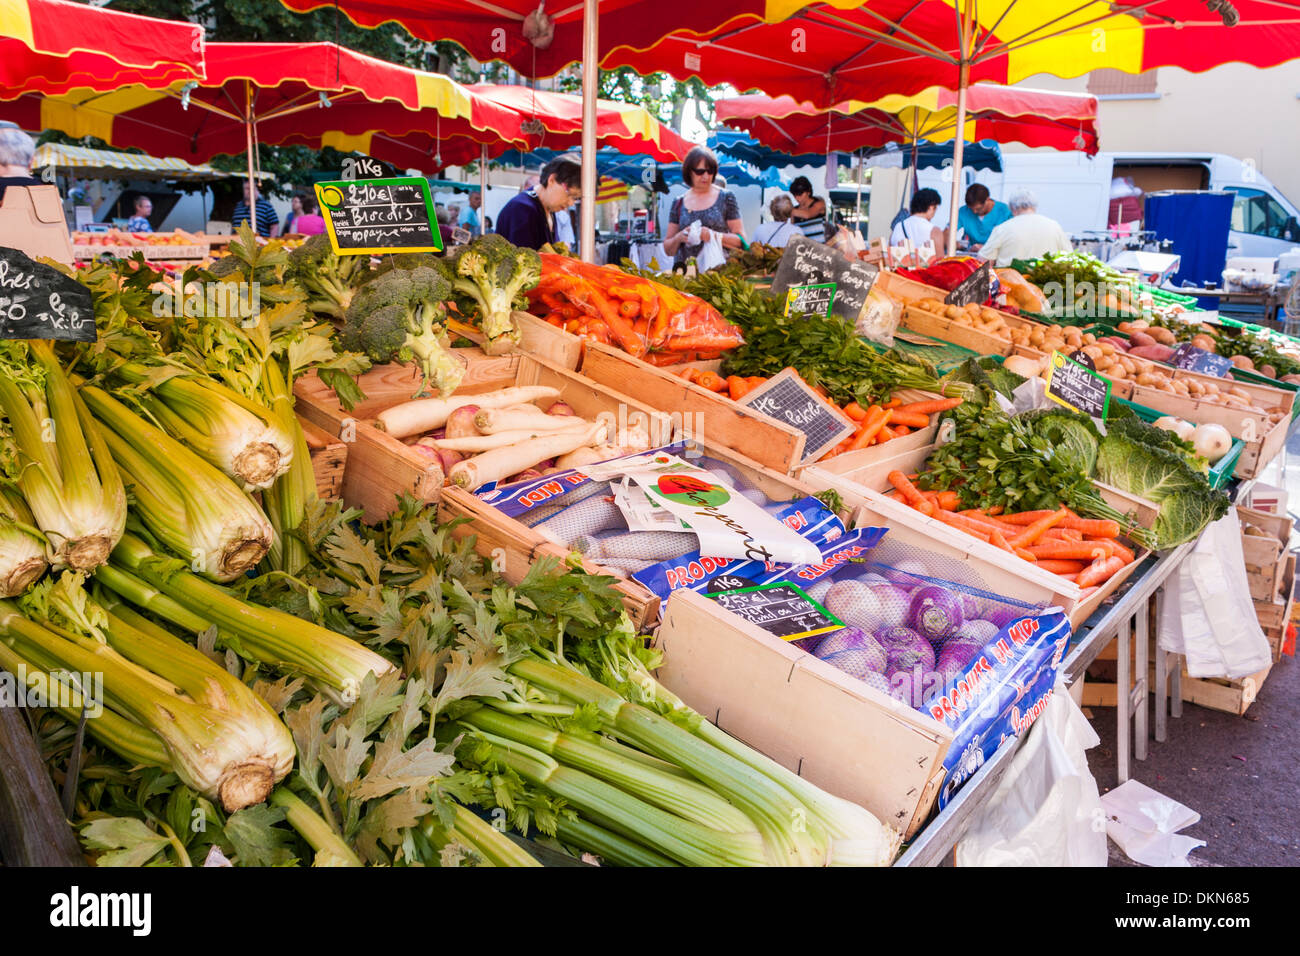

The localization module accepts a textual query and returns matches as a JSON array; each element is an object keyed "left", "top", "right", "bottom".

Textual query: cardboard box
[{"left": 0, "top": 185, "right": 73, "bottom": 265}]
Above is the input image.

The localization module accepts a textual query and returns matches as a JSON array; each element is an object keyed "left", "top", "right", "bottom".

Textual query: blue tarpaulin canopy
[
  {"left": 708, "top": 129, "right": 1003, "bottom": 172},
  {"left": 496, "top": 147, "right": 785, "bottom": 190}
]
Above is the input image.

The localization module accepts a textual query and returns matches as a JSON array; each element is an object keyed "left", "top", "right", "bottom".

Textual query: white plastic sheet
[
  {"left": 1159, "top": 510, "right": 1272, "bottom": 679},
  {"left": 955, "top": 679, "right": 1107, "bottom": 867}
]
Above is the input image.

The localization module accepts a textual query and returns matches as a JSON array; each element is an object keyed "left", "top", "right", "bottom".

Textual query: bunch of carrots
[
  {"left": 528, "top": 254, "right": 744, "bottom": 364},
  {"left": 885, "top": 470, "right": 1136, "bottom": 594},
  {"left": 822, "top": 396, "right": 964, "bottom": 459},
  {"left": 677, "top": 367, "right": 769, "bottom": 401}
]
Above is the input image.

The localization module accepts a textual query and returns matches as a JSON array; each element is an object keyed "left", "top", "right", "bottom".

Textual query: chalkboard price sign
[
  {"left": 705, "top": 582, "right": 844, "bottom": 641},
  {"left": 738, "top": 367, "right": 855, "bottom": 464},
  {"left": 784, "top": 282, "right": 836, "bottom": 319},
  {"left": 0, "top": 247, "right": 95, "bottom": 342},
  {"left": 771, "top": 234, "right": 878, "bottom": 324},
  {"left": 1170, "top": 342, "right": 1235, "bottom": 378},
  {"left": 314, "top": 177, "right": 442, "bottom": 256},
  {"left": 944, "top": 261, "right": 992, "bottom": 307},
  {"left": 1046, "top": 350, "right": 1110, "bottom": 420}
]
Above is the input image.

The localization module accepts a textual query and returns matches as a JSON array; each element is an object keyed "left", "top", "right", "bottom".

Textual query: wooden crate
[
  {"left": 898, "top": 304, "right": 1020, "bottom": 358},
  {"left": 293, "top": 349, "right": 521, "bottom": 522},
  {"left": 439, "top": 436, "right": 833, "bottom": 633},
  {"left": 802, "top": 443, "right": 1159, "bottom": 631},
  {"left": 299, "top": 416, "right": 347, "bottom": 500},
  {"left": 653, "top": 588, "right": 946, "bottom": 846},
  {"left": 449, "top": 310, "right": 583, "bottom": 370},
  {"left": 1255, "top": 552, "right": 1295, "bottom": 661},
  {"left": 1239, "top": 506, "right": 1293, "bottom": 603},
  {"left": 579, "top": 341, "right": 809, "bottom": 473}
]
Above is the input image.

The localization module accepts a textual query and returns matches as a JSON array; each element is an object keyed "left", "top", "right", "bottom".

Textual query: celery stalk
[
  {"left": 270, "top": 787, "right": 362, "bottom": 867},
  {"left": 0, "top": 487, "right": 47, "bottom": 598}
]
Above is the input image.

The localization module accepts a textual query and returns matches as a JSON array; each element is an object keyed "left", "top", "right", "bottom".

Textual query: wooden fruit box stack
[
  {"left": 1239, "top": 505, "right": 1293, "bottom": 603},
  {"left": 802, "top": 441, "right": 1160, "bottom": 631},
  {"left": 1253, "top": 551, "right": 1296, "bottom": 663}
]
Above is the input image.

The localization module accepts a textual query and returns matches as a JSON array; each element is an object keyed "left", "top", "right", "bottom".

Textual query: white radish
[
  {"left": 376, "top": 386, "right": 562, "bottom": 438},
  {"left": 554, "top": 445, "right": 615, "bottom": 470},
  {"left": 476, "top": 406, "right": 591, "bottom": 434},
  {"left": 449, "top": 422, "right": 607, "bottom": 490},
  {"left": 432, "top": 425, "right": 586, "bottom": 453}
]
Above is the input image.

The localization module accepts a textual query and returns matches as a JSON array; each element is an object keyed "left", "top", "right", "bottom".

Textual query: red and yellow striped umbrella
[
  {"left": 610, "top": 0, "right": 1300, "bottom": 106},
  {"left": 278, "top": 0, "right": 786, "bottom": 78},
  {"left": 717, "top": 85, "right": 1100, "bottom": 155},
  {"left": 0, "top": 42, "right": 528, "bottom": 172},
  {"left": 0, "top": 0, "right": 204, "bottom": 96},
  {"left": 596, "top": 176, "right": 631, "bottom": 204}
]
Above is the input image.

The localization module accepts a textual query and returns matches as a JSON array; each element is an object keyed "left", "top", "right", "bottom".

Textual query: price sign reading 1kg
[
  {"left": 705, "top": 582, "right": 844, "bottom": 641},
  {"left": 314, "top": 177, "right": 442, "bottom": 256},
  {"left": 1045, "top": 350, "right": 1110, "bottom": 421},
  {"left": 0, "top": 247, "right": 95, "bottom": 342}
]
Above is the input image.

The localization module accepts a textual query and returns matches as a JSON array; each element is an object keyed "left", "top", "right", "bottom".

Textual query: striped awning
[{"left": 33, "top": 143, "right": 234, "bottom": 182}]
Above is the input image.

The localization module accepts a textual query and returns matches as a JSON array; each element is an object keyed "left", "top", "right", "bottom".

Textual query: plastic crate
[{"left": 1112, "top": 397, "right": 1244, "bottom": 490}]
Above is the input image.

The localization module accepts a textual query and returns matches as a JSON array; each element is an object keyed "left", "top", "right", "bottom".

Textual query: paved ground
[{"left": 1084, "top": 430, "right": 1300, "bottom": 868}]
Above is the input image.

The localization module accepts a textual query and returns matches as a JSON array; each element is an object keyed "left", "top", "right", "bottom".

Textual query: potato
[
  {"left": 1084, "top": 333, "right": 1097, "bottom": 345},
  {"left": 1150, "top": 327, "right": 1177, "bottom": 345},
  {"left": 1189, "top": 333, "right": 1216, "bottom": 351},
  {"left": 1029, "top": 328, "right": 1046, "bottom": 347},
  {"left": 944, "top": 305, "right": 962, "bottom": 320},
  {"left": 1260, "top": 364, "right": 1277, "bottom": 379},
  {"left": 1096, "top": 354, "right": 1115, "bottom": 370},
  {"left": 1230, "top": 354, "right": 1255, "bottom": 370},
  {"left": 1099, "top": 343, "right": 1116, "bottom": 356},
  {"left": 1136, "top": 372, "right": 1162, "bottom": 386}
]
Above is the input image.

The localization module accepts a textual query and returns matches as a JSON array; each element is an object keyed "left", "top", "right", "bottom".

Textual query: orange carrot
[
  {"left": 849, "top": 408, "right": 891, "bottom": 449},
  {"left": 1089, "top": 538, "right": 1136, "bottom": 565},
  {"left": 1009, "top": 508, "right": 1069, "bottom": 549},
  {"left": 888, "top": 412, "right": 931, "bottom": 429},
  {"left": 887, "top": 470, "right": 926, "bottom": 507},
  {"left": 894, "top": 425, "right": 910, "bottom": 436},
  {"left": 894, "top": 397, "right": 963, "bottom": 416},
  {"left": 727, "top": 375, "right": 753, "bottom": 401},
  {"left": 932, "top": 510, "right": 991, "bottom": 542},
  {"left": 937, "top": 491, "right": 961, "bottom": 511},
  {"left": 1014, "top": 548, "right": 1038, "bottom": 563},
  {"left": 883, "top": 398, "right": 903, "bottom": 409},
  {"left": 1076, "top": 555, "right": 1125, "bottom": 588},
  {"left": 917, "top": 500, "right": 936, "bottom": 517},
  {"left": 876, "top": 424, "right": 896, "bottom": 442},
  {"left": 999, "top": 510, "right": 1121, "bottom": 538},
  {"left": 618, "top": 298, "right": 641, "bottom": 318},
  {"left": 695, "top": 371, "right": 728, "bottom": 393},
  {"left": 1027, "top": 542, "right": 1111, "bottom": 562},
  {"left": 988, "top": 529, "right": 1015, "bottom": 553},
  {"left": 843, "top": 402, "right": 867, "bottom": 422},
  {"left": 1036, "top": 559, "right": 1086, "bottom": 575}
]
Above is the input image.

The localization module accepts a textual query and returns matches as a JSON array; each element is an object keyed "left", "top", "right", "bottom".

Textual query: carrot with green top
[
  {"left": 893, "top": 397, "right": 963, "bottom": 416},
  {"left": 1009, "top": 508, "right": 1069, "bottom": 549},
  {"left": 887, "top": 469, "right": 926, "bottom": 506},
  {"left": 844, "top": 402, "right": 867, "bottom": 422},
  {"left": 937, "top": 491, "right": 961, "bottom": 511}
]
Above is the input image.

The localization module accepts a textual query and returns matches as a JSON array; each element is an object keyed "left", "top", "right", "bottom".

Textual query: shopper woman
[
  {"left": 789, "top": 176, "right": 828, "bottom": 240},
  {"left": 752, "top": 194, "right": 798, "bottom": 248},
  {"left": 663, "top": 145, "right": 745, "bottom": 271},
  {"left": 889, "top": 187, "right": 946, "bottom": 250}
]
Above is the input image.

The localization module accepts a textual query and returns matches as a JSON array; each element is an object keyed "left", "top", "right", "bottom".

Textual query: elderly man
[
  {"left": 459, "top": 190, "right": 483, "bottom": 237},
  {"left": 0, "top": 125, "right": 42, "bottom": 204},
  {"left": 978, "top": 189, "right": 1072, "bottom": 267}
]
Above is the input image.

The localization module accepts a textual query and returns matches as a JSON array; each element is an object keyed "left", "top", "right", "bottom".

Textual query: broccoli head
[
  {"left": 287, "top": 234, "right": 372, "bottom": 320},
  {"left": 441, "top": 234, "right": 541, "bottom": 353},
  {"left": 341, "top": 265, "right": 465, "bottom": 396}
]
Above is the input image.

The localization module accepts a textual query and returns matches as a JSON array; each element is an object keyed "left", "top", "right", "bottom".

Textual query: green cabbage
[{"left": 1094, "top": 434, "right": 1229, "bottom": 548}]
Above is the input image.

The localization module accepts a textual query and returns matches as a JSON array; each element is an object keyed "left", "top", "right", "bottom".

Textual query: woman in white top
[
  {"left": 751, "top": 194, "right": 798, "bottom": 248},
  {"left": 890, "top": 187, "right": 945, "bottom": 250}
]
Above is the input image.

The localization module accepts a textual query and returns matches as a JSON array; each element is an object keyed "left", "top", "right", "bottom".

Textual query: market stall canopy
[
  {"left": 716, "top": 85, "right": 1099, "bottom": 155},
  {"left": 707, "top": 129, "right": 823, "bottom": 170},
  {"left": 705, "top": 129, "right": 1002, "bottom": 173},
  {"left": 0, "top": 42, "right": 527, "bottom": 166},
  {"left": 608, "top": 0, "right": 1300, "bottom": 106},
  {"left": 467, "top": 86, "right": 692, "bottom": 162},
  {"left": 863, "top": 139, "right": 1003, "bottom": 172},
  {"left": 31, "top": 142, "right": 247, "bottom": 183},
  {"left": 0, "top": 0, "right": 204, "bottom": 97},
  {"left": 497, "top": 147, "right": 785, "bottom": 189},
  {"left": 276, "top": 0, "right": 802, "bottom": 78}
]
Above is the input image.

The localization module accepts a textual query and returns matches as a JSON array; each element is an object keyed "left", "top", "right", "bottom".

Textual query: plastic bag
[
  {"left": 529, "top": 253, "right": 744, "bottom": 361},
  {"left": 1101, "top": 780, "right": 1205, "bottom": 866},
  {"left": 1159, "top": 510, "right": 1272, "bottom": 679},
  {"left": 954, "top": 678, "right": 1107, "bottom": 867},
  {"left": 695, "top": 231, "right": 726, "bottom": 273},
  {"left": 855, "top": 285, "right": 901, "bottom": 348}
]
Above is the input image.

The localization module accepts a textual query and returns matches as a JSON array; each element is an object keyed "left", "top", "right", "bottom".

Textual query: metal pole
[
  {"left": 855, "top": 151, "right": 864, "bottom": 237},
  {"left": 579, "top": 0, "right": 598, "bottom": 262},
  {"left": 480, "top": 142, "right": 488, "bottom": 235},
  {"left": 946, "top": 1, "right": 972, "bottom": 256},
  {"left": 245, "top": 81, "right": 258, "bottom": 222}
]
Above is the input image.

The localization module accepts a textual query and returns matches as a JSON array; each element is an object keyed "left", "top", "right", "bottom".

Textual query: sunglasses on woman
[{"left": 691, "top": 167, "right": 714, "bottom": 175}]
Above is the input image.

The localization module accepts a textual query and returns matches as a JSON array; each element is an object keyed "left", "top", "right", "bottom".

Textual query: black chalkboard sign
[
  {"left": 1170, "top": 342, "right": 1234, "bottom": 378},
  {"left": 0, "top": 247, "right": 95, "bottom": 342},
  {"left": 738, "top": 368, "right": 855, "bottom": 464},
  {"left": 705, "top": 582, "right": 844, "bottom": 641},
  {"left": 1046, "top": 350, "right": 1110, "bottom": 419},
  {"left": 944, "top": 261, "right": 992, "bottom": 307},
  {"left": 314, "top": 177, "right": 442, "bottom": 255},
  {"left": 771, "top": 234, "right": 878, "bottom": 323}
]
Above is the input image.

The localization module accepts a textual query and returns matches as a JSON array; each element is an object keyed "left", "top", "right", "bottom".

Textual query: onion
[
  {"left": 1192, "top": 423, "right": 1232, "bottom": 463},
  {"left": 883, "top": 559, "right": 929, "bottom": 586},
  {"left": 1154, "top": 416, "right": 1196, "bottom": 442}
]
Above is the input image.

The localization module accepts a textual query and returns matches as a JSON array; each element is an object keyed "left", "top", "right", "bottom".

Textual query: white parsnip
[
  {"left": 377, "top": 386, "right": 561, "bottom": 438},
  {"left": 432, "top": 423, "right": 588, "bottom": 453},
  {"left": 449, "top": 423, "right": 607, "bottom": 490},
  {"left": 475, "top": 405, "right": 583, "bottom": 434}
]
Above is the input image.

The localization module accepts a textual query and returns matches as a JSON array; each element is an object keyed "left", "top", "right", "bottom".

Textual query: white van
[{"left": 911, "top": 152, "right": 1300, "bottom": 260}]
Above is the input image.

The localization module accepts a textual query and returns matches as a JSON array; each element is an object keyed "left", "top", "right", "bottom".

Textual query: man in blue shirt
[
  {"left": 956, "top": 183, "right": 1011, "bottom": 252},
  {"left": 458, "top": 190, "right": 482, "bottom": 237}
]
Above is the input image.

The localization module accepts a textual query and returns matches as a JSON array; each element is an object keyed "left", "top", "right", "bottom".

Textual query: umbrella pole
[
  {"left": 855, "top": 151, "right": 863, "bottom": 237},
  {"left": 579, "top": 0, "right": 598, "bottom": 262},
  {"left": 947, "top": 0, "right": 973, "bottom": 256},
  {"left": 480, "top": 142, "right": 488, "bottom": 234},
  {"left": 245, "top": 81, "right": 258, "bottom": 213}
]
